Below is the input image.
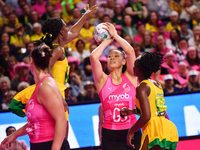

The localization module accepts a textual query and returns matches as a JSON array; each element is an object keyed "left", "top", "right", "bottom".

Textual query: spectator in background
[
  {"left": 132, "top": 41, "right": 143, "bottom": 57},
  {"left": 102, "top": 14, "right": 112, "bottom": 23},
  {"left": 125, "top": 0, "right": 148, "bottom": 23},
  {"left": 133, "top": 21, "right": 145, "bottom": 44},
  {"left": 123, "top": 34, "right": 134, "bottom": 47},
  {"left": 180, "top": 0, "right": 198, "bottom": 22},
  {"left": 18, "top": 4, "right": 32, "bottom": 27},
  {"left": 67, "top": 55, "right": 86, "bottom": 81},
  {"left": 26, "top": 10, "right": 43, "bottom": 35},
  {"left": 4, "top": 56, "right": 17, "bottom": 80},
  {"left": 2, "top": 126, "right": 29, "bottom": 149},
  {"left": 188, "top": 26, "right": 200, "bottom": 51},
  {"left": 15, "top": 0, "right": 28, "bottom": 17},
  {"left": 175, "top": 38, "right": 188, "bottom": 62},
  {"left": 32, "top": 0, "right": 46, "bottom": 17},
  {"left": 190, "top": 8, "right": 200, "bottom": 29},
  {"left": 0, "top": 4, "right": 15, "bottom": 31},
  {"left": 41, "top": 2, "right": 54, "bottom": 21},
  {"left": 161, "top": 51, "right": 178, "bottom": 76},
  {"left": 11, "top": 62, "right": 34, "bottom": 92},
  {"left": 166, "top": 11, "right": 181, "bottom": 32},
  {"left": 153, "top": 20, "right": 170, "bottom": 43},
  {"left": 93, "top": 7, "right": 104, "bottom": 26},
  {"left": 69, "top": 71, "right": 85, "bottom": 99},
  {"left": 4, "top": 0, "right": 31, "bottom": 9},
  {"left": 79, "top": 18, "right": 95, "bottom": 50},
  {"left": 104, "top": 0, "right": 115, "bottom": 18},
  {"left": 10, "top": 23, "right": 30, "bottom": 57},
  {"left": 173, "top": 61, "right": 189, "bottom": 88},
  {"left": 179, "top": 19, "right": 193, "bottom": 40},
  {"left": 0, "top": 43, "right": 10, "bottom": 70},
  {"left": 141, "top": 30, "right": 155, "bottom": 52},
  {"left": 72, "top": 39, "right": 90, "bottom": 70},
  {"left": 169, "top": 0, "right": 185, "bottom": 15},
  {"left": 112, "top": 3, "right": 124, "bottom": 25},
  {"left": 186, "top": 46, "right": 200, "bottom": 71},
  {"left": 0, "top": 76, "right": 11, "bottom": 106},
  {"left": 2, "top": 13, "right": 17, "bottom": 35},
  {"left": 166, "top": 28, "right": 181, "bottom": 51},
  {"left": 20, "top": 41, "right": 34, "bottom": 61},
  {"left": 83, "top": 43, "right": 98, "bottom": 81},
  {"left": 147, "top": 0, "right": 170, "bottom": 22},
  {"left": 17, "top": 81, "right": 30, "bottom": 92},
  {"left": 122, "top": 14, "right": 138, "bottom": 40},
  {"left": 152, "top": 34, "right": 170, "bottom": 55},
  {"left": 1, "top": 90, "right": 16, "bottom": 110},
  {"left": 30, "top": 22, "right": 43, "bottom": 41},
  {"left": 183, "top": 70, "right": 200, "bottom": 91},
  {"left": 145, "top": 12, "right": 159, "bottom": 34},
  {"left": 0, "top": 32, "right": 17, "bottom": 58},
  {"left": 163, "top": 74, "right": 182, "bottom": 95},
  {"left": 64, "top": 82, "right": 77, "bottom": 104},
  {"left": 81, "top": 81, "right": 100, "bottom": 102},
  {"left": 71, "top": 7, "right": 82, "bottom": 24}
]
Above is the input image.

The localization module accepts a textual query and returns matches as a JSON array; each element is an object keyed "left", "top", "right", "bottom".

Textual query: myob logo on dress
[{"left": 109, "top": 93, "right": 129, "bottom": 101}]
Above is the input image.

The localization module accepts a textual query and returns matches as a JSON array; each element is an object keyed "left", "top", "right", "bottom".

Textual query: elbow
[{"left": 90, "top": 53, "right": 96, "bottom": 61}]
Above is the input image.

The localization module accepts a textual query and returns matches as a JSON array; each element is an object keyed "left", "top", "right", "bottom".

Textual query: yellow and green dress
[
  {"left": 135, "top": 79, "right": 178, "bottom": 150},
  {"left": 9, "top": 46, "right": 70, "bottom": 120}
]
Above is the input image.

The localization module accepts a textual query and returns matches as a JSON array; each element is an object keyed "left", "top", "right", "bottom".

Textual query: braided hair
[
  {"left": 34, "top": 18, "right": 64, "bottom": 49},
  {"left": 137, "top": 52, "right": 164, "bottom": 79}
]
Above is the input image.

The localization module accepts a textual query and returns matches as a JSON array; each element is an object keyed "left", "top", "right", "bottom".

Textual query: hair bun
[{"left": 40, "top": 44, "right": 52, "bottom": 58}]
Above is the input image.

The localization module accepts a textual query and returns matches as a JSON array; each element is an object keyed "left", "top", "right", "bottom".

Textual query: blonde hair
[{"left": 0, "top": 76, "right": 11, "bottom": 89}]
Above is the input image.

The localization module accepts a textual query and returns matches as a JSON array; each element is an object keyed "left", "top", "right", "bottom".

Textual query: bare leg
[{"left": 150, "top": 145, "right": 164, "bottom": 150}]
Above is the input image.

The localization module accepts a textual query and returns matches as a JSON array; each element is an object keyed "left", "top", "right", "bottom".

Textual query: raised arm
[
  {"left": 37, "top": 79, "right": 67, "bottom": 150},
  {"left": 90, "top": 39, "right": 112, "bottom": 93},
  {"left": 104, "top": 23, "right": 136, "bottom": 76},
  {"left": 65, "top": 5, "right": 98, "bottom": 44}
]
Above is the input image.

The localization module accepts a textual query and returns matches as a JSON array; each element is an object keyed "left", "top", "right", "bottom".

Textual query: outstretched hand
[
  {"left": 0, "top": 134, "right": 16, "bottom": 149},
  {"left": 83, "top": 4, "right": 98, "bottom": 18}
]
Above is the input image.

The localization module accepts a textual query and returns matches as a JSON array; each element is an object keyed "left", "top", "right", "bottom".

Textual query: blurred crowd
[{"left": 1, "top": 0, "right": 200, "bottom": 110}]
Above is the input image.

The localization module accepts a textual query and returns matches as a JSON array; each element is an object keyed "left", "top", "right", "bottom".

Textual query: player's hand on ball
[{"left": 103, "top": 22, "right": 117, "bottom": 38}]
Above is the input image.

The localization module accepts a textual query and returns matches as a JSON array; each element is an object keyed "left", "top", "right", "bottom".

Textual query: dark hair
[
  {"left": 186, "top": 48, "right": 200, "bottom": 65},
  {"left": 35, "top": 18, "right": 64, "bottom": 49},
  {"left": 31, "top": 44, "right": 53, "bottom": 70},
  {"left": 170, "top": 28, "right": 180, "bottom": 46},
  {"left": 26, "top": 41, "right": 34, "bottom": 49},
  {"left": 136, "top": 52, "right": 164, "bottom": 79},
  {"left": 6, "top": 126, "right": 16, "bottom": 134},
  {"left": 123, "top": 14, "right": 134, "bottom": 26},
  {"left": 149, "top": 12, "right": 159, "bottom": 25},
  {"left": 75, "top": 39, "right": 85, "bottom": 48},
  {"left": 0, "top": 32, "right": 10, "bottom": 43},
  {"left": 0, "top": 42, "right": 9, "bottom": 50}
]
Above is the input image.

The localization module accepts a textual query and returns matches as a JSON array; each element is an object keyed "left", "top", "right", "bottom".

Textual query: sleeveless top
[
  {"left": 51, "top": 57, "right": 69, "bottom": 84},
  {"left": 25, "top": 75, "right": 55, "bottom": 143},
  {"left": 135, "top": 79, "right": 167, "bottom": 130},
  {"left": 99, "top": 74, "right": 137, "bottom": 130}
]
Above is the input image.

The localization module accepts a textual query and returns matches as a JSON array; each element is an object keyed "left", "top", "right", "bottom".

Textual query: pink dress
[
  {"left": 99, "top": 74, "right": 137, "bottom": 130},
  {"left": 25, "top": 75, "right": 55, "bottom": 143}
]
